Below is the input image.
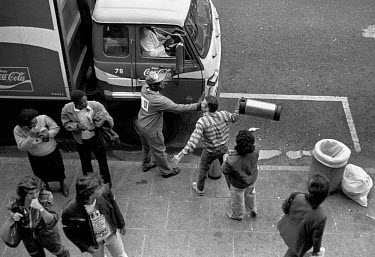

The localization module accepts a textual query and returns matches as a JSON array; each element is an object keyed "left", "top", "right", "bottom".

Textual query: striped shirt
[{"left": 182, "top": 110, "right": 239, "bottom": 154}]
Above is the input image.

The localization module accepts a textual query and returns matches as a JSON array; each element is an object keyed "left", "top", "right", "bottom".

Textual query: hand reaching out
[{"left": 172, "top": 151, "right": 185, "bottom": 165}]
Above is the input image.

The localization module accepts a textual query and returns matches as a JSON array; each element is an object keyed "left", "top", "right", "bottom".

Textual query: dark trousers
[
  {"left": 196, "top": 146, "right": 228, "bottom": 191},
  {"left": 22, "top": 226, "right": 69, "bottom": 257},
  {"left": 76, "top": 136, "right": 111, "bottom": 184}
]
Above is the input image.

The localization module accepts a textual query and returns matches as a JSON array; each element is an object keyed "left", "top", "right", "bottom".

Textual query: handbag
[
  {"left": 95, "top": 126, "right": 120, "bottom": 148},
  {"left": 0, "top": 216, "right": 21, "bottom": 248}
]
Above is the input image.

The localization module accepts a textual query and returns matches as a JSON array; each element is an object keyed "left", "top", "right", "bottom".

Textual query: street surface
[{"left": 1, "top": 0, "right": 375, "bottom": 256}]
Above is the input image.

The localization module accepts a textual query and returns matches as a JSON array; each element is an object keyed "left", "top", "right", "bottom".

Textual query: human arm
[
  {"left": 30, "top": 198, "right": 55, "bottom": 225},
  {"left": 172, "top": 122, "right": 204, "bottom": 164},
  {"left": 94, "top": 103, "right": 114, "bottom": 128},
  {"left": 38, "top": 115, "right": 60, "bottom": 140},
  {"left": 61, "top": 105, "right": 83, "bottom": 132},
  {"left": 156, "top": 95, "right": 199, "bottom": 113},
  {"left": 103, "top": 185, "right": 126, "bottom": 230},
  {"left": 13, "top": 126, "right": 37, "bottom": 151},
  {"left": 311, "top": 217, "right": 327, "bottom": 254}
]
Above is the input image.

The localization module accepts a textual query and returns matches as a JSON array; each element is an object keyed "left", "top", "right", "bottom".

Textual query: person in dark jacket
[
  {"left": 61, "top": 174, "right": 127, "bottom": 257},
  {"left": 137, "top": 71, "right": 203, "bottom": 178},
  {"left": 222, "top": 129, "right": 259, "bottom": 221},
  {"left": 277, "top": 173, "right": 329, "bottom": 257},
  {"left": 8, "top": 175, "right": 69, "bottom": 257}
]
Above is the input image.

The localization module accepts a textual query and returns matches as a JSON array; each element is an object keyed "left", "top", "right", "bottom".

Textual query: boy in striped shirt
[{"left": 172, "top": 95, "right": 240, "bottom": 195}]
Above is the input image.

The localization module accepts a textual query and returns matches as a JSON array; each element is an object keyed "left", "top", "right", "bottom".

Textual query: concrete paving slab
[{"left": 1, "top": 154, "right": 375, "bottom": 256}]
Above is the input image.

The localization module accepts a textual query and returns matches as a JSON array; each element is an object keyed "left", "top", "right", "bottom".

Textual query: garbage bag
[{"left": 341, "top": 164, "right": 373, "bottom": 207}]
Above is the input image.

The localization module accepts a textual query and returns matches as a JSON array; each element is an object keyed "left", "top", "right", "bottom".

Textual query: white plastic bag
[{"left": 341, "top": 164, "right": 373, "bottom": 207}]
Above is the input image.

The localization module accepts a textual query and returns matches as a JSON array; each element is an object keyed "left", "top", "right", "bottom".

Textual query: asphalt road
[{"left": 1, "top": 0, "right": 374, "bottom": 168}]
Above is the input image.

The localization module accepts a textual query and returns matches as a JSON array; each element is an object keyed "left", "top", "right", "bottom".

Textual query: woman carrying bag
[
  {"left": 7, "top": 175, "right": 69, "bottom": 257},
  {"left": 277, "top": 173, "right": 329, "bottom": 257}
]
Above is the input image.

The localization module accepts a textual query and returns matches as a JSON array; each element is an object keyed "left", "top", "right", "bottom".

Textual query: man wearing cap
[{"left": 138, "top": 71, "right": 203, "bottom": 178}]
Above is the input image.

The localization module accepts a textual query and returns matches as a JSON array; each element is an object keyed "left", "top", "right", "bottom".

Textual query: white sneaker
[{"left": 192, "top": 182, "right": 204, "bottom": 196}]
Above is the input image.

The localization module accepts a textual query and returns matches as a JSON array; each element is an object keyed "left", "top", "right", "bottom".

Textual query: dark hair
[
  {"left": 17, "top": 108, "right": 38, "bottom": 127},
  {"left": 149, "top": 82, "right": 162, "bottom": 91},
  {"left": 70, "top": 90, "right": 86, "bottom": 104},
  {"left": 75, "top": 174, "right": 103, "bottom": 203},
  {"left": 234, "top": 130, "right": 255, "bottom": 155},
  {"left": 16, "top": 175, "right": 43, "bottom": 200},
  {"left": 306, "top": 173, "right": 330, "bottom": 209},
  {"left": 205, "top": 95, "right": 219, "bottom": 112}
]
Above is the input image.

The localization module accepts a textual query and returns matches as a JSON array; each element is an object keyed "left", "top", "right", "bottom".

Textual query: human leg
[
  {"left": 76, "top": 141, "right": 94, "bottom": 174},
  {"left": 229, "top": 185, "right": 245, "bottom": 219},
  {"left": 244, "top": 185, "right": 257, "bottom": 216},
  {"left": 139, "top": 132, "right": 156, "bottom": 171},
  {"left": 91, "top": 136, "right": 111, "bottom": 184},
  {"left": 284, "top": 248, "right": 299, "bottom": 257},
  {"left": 105, "top": 231, "right": 128, "bottom": 257},
  {"left": 37, "top": 226, "right": 70, "bottom": 257},
  {"left": 21, "top": 229, "right": 46, "bottom": 257},
  {"left": 196, "top": 149, "right": 220, "bottom": 191},
  {"left": 147, "top": 133, "right": 171, "bottom": 175}
]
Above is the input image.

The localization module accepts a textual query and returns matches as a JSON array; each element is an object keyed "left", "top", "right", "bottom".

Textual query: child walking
[{"left": 222, "top": 129, "right": 259, "bottom": 221}]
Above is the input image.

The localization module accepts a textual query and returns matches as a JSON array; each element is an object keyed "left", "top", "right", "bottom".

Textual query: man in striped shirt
[{"left": 172, "top": 95, "right": 240, "bottom": 196}]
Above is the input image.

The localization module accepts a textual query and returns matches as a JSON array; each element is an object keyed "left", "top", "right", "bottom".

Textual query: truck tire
[{"left": 110, "top": 103, "right": 180, "bottom": 145}]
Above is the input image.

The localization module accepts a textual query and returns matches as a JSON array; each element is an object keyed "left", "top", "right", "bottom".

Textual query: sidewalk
[{"left": 1, "top": 151, "right": 375, "bottom": 257}]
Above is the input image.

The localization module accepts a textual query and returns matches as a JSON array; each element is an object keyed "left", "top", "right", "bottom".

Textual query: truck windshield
[
  {"left": 103, "top": 25, "right": 129, "bottom": 57},
  {"left": 184, "top": 0, "right": 212, "bottom": 57}
]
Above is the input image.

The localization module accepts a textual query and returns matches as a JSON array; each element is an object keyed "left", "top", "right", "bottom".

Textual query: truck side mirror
[{"left": 175, "top": 43, "right": 185, "bottom": 74}]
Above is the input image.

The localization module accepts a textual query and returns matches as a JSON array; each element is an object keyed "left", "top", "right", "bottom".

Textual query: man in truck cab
[
  {"left": 140, "top": 26, "right": 174, "bottom": 57},
  {"left": 137, "top": 71, "right": 203, "bottom": 178}
]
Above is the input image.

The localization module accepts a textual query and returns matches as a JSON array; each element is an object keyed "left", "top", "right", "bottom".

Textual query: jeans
[
  {"left": 22, "top": 226, "right": 69, "bottom": 257},
  {"left": 284, "top": 248, "right": 307, "bottom": 257},
  {"left": 138, "top": 128, "right": 172, "bottom": 175},
  {"left": 91, "top": 231, "right": 128, "bottom": 257},
  {"left": 196, "top": 146, "right": 227, "bottom": 191},
  {"left": 76, "top": 136, "right": 111, "bottom": 184},
  {"left": 230, "top": 185, "right": 256, "bottom": 219}
]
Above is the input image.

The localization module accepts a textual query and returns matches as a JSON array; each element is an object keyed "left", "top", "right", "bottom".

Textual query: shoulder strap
[{"left": 288, "top": 192, "right": 304, "bottom": 204}]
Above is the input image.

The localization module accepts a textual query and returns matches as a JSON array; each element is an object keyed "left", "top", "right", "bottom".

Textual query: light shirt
[
  {"left": 140, "top": 28, "right": 169, "bottom": 57},
  {"left": 74, "top": 106, "right": 95, "bottom": 139},
  {"left": 84, "top": 199, "right": 112, "bottom": 242}
]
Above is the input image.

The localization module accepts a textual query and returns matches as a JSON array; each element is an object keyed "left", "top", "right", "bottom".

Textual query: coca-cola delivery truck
[{"left": 0, "top": 0, "right": 221, "bottom": 144}]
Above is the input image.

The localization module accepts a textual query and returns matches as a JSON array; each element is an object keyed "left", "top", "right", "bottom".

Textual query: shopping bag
[{"left": 0, "top": 216, "right": 21, "bottom": 248}]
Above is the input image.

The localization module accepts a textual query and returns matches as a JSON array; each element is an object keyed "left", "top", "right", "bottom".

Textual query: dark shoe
[
  {"left": 226, "top": 211, "right": 242, "bottom": 221},
  {"left": 192, "top": 182, "right": 204, "bottom": 196},
  {"left": 250, "top": 209, "right": 258, "bottom": 217},
  {"left": 142, "top": 162, "right": 157, "bottom": 172},
  {"left": 61, "top": 183, "right": 69, "bottom": 197},
  {"left": 162, "top": 167, "right": 181, "bottom": 178}
]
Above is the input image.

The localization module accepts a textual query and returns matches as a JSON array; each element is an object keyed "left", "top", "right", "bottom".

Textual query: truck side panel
[{"left": 0, "top": 0, "right": 92, "bottom": 99}]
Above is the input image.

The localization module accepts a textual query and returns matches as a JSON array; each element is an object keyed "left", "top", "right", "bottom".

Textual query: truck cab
[{"left": 92, "top": 0, "right": 221, "bottom": 104}]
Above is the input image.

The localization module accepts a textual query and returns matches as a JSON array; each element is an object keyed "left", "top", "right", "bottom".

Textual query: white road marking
[
  {"left": 220, "top": 93, "right": 361, "bottom": 152},
  {"left": 362, "top": 25, "right": 375, "bottom": 38}
]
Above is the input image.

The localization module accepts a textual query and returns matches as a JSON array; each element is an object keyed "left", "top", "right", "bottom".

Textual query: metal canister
[{"left": 238, "top": 97, "right": 283, "bottom": 121}]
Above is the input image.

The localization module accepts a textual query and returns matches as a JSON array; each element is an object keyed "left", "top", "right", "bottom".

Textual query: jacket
[
  {"left": 61, "top": 185, "right": 125, "bottom": 253},
  {"left": 8, "top": 190, "right": 58, "bottom": 232},
  {"left": 13, "top": 115, "right": 59, "bottom": 156},
  {"left": 277, "top": 193, "right": 327, "bottom": 256},
  {"left": 137, "top": 84, "right": 198, "bottom": 137},
  {"left": 61, "top": 101, "right": 113, "bottom": 144},
  {"left": 222, "top": 149, "right": 259, "bottom": 189}
]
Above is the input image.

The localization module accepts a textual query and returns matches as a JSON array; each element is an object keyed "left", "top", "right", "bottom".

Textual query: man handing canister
[{"left": 137, "top": 71, "right": 204, "bottom": 178}]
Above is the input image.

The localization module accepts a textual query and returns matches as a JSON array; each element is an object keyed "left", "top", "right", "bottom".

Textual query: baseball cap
[{"left": 145, "top": 71, "right": 166, "bottom": 86}]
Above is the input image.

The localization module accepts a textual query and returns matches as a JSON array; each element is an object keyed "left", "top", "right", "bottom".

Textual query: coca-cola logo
[
  {"left": 143, "top": 68, "right": 172, "bottom": 77},
  {"left": 0, "top": 67, "right": 32, "bottom": 91}
]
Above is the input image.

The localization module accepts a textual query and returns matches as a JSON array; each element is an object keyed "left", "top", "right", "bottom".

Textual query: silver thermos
[{"left": 238, "top": 97, "right": 283, "bottom": 121}]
